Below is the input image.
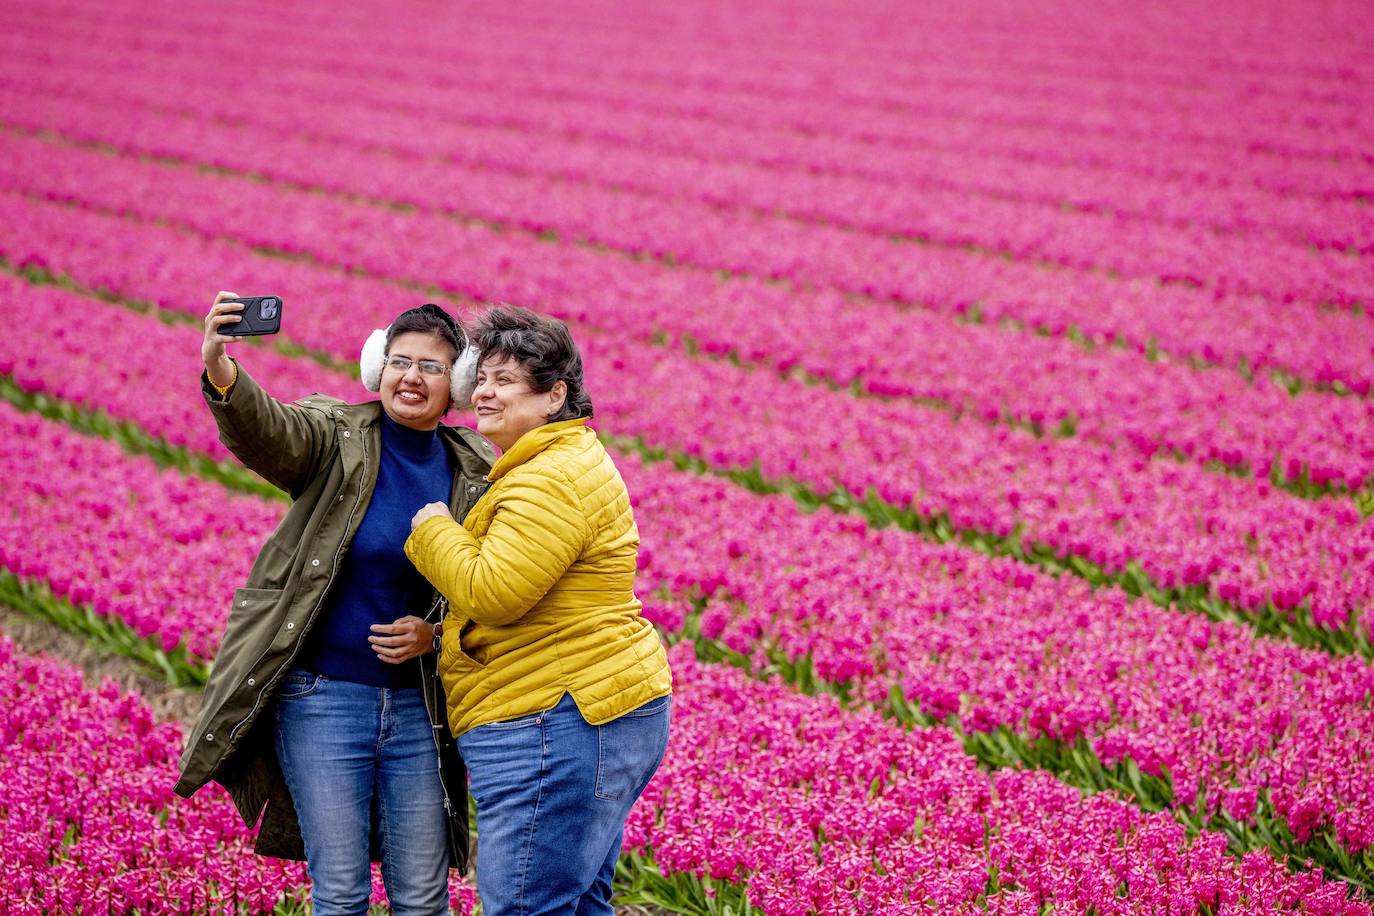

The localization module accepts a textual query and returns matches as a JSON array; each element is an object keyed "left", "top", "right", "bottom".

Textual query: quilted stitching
[{"left": 405, "top": 422, "right": 671, "bottom": 735}]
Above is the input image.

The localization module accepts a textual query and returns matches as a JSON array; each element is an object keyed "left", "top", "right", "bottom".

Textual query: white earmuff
[
  {"left": 450, "top": 343, "right": 480, "bottom": 407},
  {"left": 360, "top": 327, "right": 388, "bottom": 392}
]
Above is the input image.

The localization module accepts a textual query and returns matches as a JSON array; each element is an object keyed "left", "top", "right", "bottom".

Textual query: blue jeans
[
  {"left": 458, "top": 692, "right": 671, "bottom": 916},
  {"left": 274, "top": 670, "right": 449, "bottom": 916}
]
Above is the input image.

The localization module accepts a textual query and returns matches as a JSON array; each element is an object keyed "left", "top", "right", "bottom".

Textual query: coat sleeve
[
  {"left": 202, "top": 363, "right": 333, "bottom": 497},
  {"left": 404, "top": 467, "right": 591, "bottom": 627}
]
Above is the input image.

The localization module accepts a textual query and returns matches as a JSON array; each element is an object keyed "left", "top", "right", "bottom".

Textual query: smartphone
[{"left": 220, "top": 296, "right": 283, "bottom": 336}]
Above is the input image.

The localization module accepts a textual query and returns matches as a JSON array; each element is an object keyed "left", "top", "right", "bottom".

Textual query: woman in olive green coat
[{"left": 177, "top": 293, "right": 492, "bottom": 915}]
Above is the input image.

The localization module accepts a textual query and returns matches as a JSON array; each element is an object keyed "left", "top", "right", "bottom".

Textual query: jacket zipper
[
  {"left": 416, "top": 466, "right": 479, "bottom": 682},
  {"left": 420, "top": 468, "right": 478, "bottom": 826},
  {"left": 417, "top": 471, "right": 488, "bottom": 695}
]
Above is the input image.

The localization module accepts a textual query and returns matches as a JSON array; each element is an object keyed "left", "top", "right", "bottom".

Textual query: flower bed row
[
  {"left": 7, "top": 623, "right": 1366, "bottom": 914},
  {"left": 4, "top": 247, "right": 1371, "bottom": 643},
  {"left": 5, "top": 140, "right": 1374, "bottom": 499},
  {"left": 8, "top": 13, "right": 1373, "bottom": 254},
  {"left": 0, "top": 402, "right": 279, "bottom": 664},
  {"left": 646, "top": 644, "right": 1371, "bottom": 914},
  {"left": 8, "top": 0, "right": 1372, "bottom": 217},
  {"left": 3, "top": 38, "right": 1370, "bottom": 314},
  {"left": 5, "top": 376, "right": 1374, "bottom": 875},
  {"left": 5, "top": 82, "right": 1374, "bottom": 402},
  {"left": 624, "top": 460, "right": 1374, "bottom": 873},
  {"left": 599, "top": 347, "right": 1374, "bottom": 637},
  {"left": 0, "top": 636, "right": 310, "bottom": 914},
  {"left": 0, "top": 272, "right": 363, "bottom": 467}
]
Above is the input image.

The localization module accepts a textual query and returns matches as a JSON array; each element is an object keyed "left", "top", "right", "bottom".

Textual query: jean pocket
[
  {"left": 276, "top": 670, "right": 324, "bottom": 700},
  {"left": 618, "top": 695, "right": 671, "bottom": 718},
  {"left": 470, "top": 709, "right": 546, "bottom": 733},
  {"left": 595, "top": 696, "right": 671, "bottom": 801}
]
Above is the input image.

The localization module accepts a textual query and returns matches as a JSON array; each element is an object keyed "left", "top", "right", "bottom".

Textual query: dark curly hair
[
  {"left": 471, "top": 306, "right": 593, "bottom": 422},
  {"left": 385, "top": 303, "right": 467, "bottom": 360}
]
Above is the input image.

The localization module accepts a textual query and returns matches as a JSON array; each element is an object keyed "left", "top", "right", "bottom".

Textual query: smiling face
[
  {"left": 379, "top": 331, "right": 456, "bottom": 431},
  {"left": 472, "top": 355, "right": 567, "bottom": 452}
]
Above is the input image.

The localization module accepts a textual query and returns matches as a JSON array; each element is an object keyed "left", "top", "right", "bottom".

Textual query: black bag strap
[{"left": 420, "top": 592, "right": 471, "bottom": 873}]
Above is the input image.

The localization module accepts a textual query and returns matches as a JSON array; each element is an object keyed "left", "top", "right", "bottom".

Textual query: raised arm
[
  {"left": 404, "top": 469, "right": 590, "bottom": 627},
  {"left": 201, "top": 290, "right": 332, "bottom": 496}
]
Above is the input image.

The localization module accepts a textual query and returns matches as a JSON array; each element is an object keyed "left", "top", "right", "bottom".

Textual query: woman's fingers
[
  {"left": 411, "top": 501, "right": 453, "bottom": 528},
  {"left": 208, "top": 311, "right": 243, "bottom": 339},
  {"left": 206, "top": 291, "right": 244, "bottom": 323},
  {"left": 371, "top": 617, "right": 423, "bottom": 635},
  {"left": 203, "top": 291, "right": 245, "bottom": 365},
  {"left": 369, "top": 617, "right": 432, "bottom": 663},
  {"left": 370, "top": 634, "right": 417, "bottom": 662}
]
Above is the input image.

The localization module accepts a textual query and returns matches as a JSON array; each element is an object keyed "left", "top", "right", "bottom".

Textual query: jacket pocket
[
  {"left": 440, "top": 620, "right": 488, "bottom": 673},
  {"left": 209, "top": 587, "right": 287, "bottom": 694},
  {"left": 181, "top": 586, "right": 287, "bottom": 775}
]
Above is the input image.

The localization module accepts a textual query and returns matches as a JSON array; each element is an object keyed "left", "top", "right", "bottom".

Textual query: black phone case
[{"left": 221, "top": 296, "right": 283, "bottom": 336}]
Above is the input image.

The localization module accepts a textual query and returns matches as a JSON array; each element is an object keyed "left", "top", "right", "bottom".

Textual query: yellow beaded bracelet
[{"left": 210, "top": 359, "right": 238, "bottom": 399}]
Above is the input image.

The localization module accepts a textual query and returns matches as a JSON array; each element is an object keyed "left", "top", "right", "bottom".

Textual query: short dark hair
[
  {"left": 472, "top": 306, "right": 593, "bottom": 422},
  {"left": 386, "top": 303, "right": 467, "bottom": 360}
]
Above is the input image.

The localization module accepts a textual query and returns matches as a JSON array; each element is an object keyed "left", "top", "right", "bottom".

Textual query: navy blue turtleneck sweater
[{"left": 298, "top": 412, "right": 454, "bottom": 689}]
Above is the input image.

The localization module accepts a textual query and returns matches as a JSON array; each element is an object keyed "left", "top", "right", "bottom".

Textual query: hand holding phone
[
  {"left": 218, "top": 295, "right": 283, "bottom": 337},
  {"left": 202, "top": 291, "right": 284, "bottom": 387}
]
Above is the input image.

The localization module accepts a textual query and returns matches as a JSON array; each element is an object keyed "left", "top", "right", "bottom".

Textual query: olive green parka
[{"left": 173, "top": 364, "right": 494, "bottom": 862}]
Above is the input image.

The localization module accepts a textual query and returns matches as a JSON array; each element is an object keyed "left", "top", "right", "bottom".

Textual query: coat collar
[{"left": 487, "top": 418, "right": 589, "bottom": 482}]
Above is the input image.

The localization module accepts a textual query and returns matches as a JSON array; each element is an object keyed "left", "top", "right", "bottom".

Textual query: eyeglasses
[{"left": 385, "top": 356, "right": 450, "bottom": 376}]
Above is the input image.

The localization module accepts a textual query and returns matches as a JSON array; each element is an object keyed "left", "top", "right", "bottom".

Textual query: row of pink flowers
[
  {"left": 0, "top": 402, "right": 283, "bottom": 662},
  {"left": 0, "top": 273, "right": 366, "bottom": 465},
  {"left": 1, "top": 43, "right": 1369, "bottom": 316},
  {"left": 3, "top": 88, "right": 1374, "bottom": 401},
  {"left": 595, "top": 340, "right": 1374, "bottom": 629},
  {"left": 4, "top": 378, "right": 1374, "bottom": 861},
  {"left": 0, "top": 636, "right": 308, "bottom": 914},
  {"left": 8, "top": 196, "right": 1374, "bottom": 496},
  {"left": 4, "top": 139, "right": 1374, "bottom": 493},
  {"left": 7, "top": 0, "right": 1372, "bottom": 237},
  {"left": 624, "top": 458, "right": 1374, "bottom": 857},
  {"left": 3, "top": 247, "right": 1368, "bottom": 634},
  {"left": 639, "top": 645, "right": 1371, "bottom": 914},
  {"left": 6, "top": 625, "right": 1364, "bottom": 914},
  {"left": 0, "top": 191, "right": 418, "bottom": 377}
]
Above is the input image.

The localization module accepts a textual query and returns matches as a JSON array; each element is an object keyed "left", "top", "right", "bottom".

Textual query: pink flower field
[{"left": 2, "top": 0, "right": 1372, "bottom": 911}]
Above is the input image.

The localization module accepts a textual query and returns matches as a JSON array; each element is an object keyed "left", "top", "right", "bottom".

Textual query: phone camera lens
[{"left": 260, "top": 298, "right": 279, "bottom": 319}]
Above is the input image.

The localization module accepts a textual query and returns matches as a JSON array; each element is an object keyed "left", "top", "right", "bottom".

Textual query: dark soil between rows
[{"left": 0, "top": 604, "right": 203, "bottom": 722}]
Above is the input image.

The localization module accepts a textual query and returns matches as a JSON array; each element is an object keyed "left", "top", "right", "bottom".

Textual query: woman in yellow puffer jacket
[{"left": 405, "top": 305, "right": 671, "bottom": 916}]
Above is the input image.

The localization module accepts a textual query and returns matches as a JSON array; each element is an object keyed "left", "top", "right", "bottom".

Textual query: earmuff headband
[{"left": 360, "top": 324, "right": 479, "bottom": 407}]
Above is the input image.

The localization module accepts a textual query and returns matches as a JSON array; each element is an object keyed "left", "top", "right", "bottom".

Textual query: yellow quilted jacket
[{"left": 404, "top": 418, "right": 672, "bottom": 736}]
